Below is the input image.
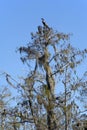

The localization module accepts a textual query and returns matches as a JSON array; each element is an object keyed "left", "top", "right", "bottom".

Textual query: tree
[
  {"left": 0, "top": 81, "right": 21, "bottom": 130},
  {"left": 5, "top": 19, "right": 87, "bottom": 130},
  {"left": 0, "top": 87, "right": 13, "bottom": 130}
]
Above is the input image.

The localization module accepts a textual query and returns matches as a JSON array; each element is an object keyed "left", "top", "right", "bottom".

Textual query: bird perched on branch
[
  {"left": 41, "top": 18, "right": 50, "bottom": 30},
  {"left": 38, "top": 26, "right": 43, "bottom": 34}
]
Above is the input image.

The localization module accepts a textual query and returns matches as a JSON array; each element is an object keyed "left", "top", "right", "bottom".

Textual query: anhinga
[{"left": 41, "top": 18, "right": 50, "bottom": 30}]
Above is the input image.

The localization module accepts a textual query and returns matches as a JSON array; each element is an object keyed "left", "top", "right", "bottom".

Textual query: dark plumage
[
  {"left": 38, "top": 26, "right": 43, "bottom": 34},
  {"left": 41, "top": 18, "right": 50, "bottom": 29}
]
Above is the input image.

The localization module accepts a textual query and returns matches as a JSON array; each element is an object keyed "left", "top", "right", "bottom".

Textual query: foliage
[{"left": 1, "top": 19, "right": 87, "bottom": 130}]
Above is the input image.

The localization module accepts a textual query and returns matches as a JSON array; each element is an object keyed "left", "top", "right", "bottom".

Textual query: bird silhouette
[{"left": 41, "top": 18, "right": 50, "bottom": 29}]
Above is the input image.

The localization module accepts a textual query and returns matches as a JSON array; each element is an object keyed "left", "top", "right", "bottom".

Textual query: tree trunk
[{"left": 43, "top": 48, "right": 57, "bottom": 130}]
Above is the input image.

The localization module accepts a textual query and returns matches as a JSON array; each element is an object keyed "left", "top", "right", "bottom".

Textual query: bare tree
[{"left": 4, "top": 19, "right": 87, "bottom": 130}]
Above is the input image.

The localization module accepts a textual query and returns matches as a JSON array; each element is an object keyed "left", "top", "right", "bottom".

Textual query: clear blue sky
[{"left": 0, "top": 0, "right": 87, "bottom": 85}]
